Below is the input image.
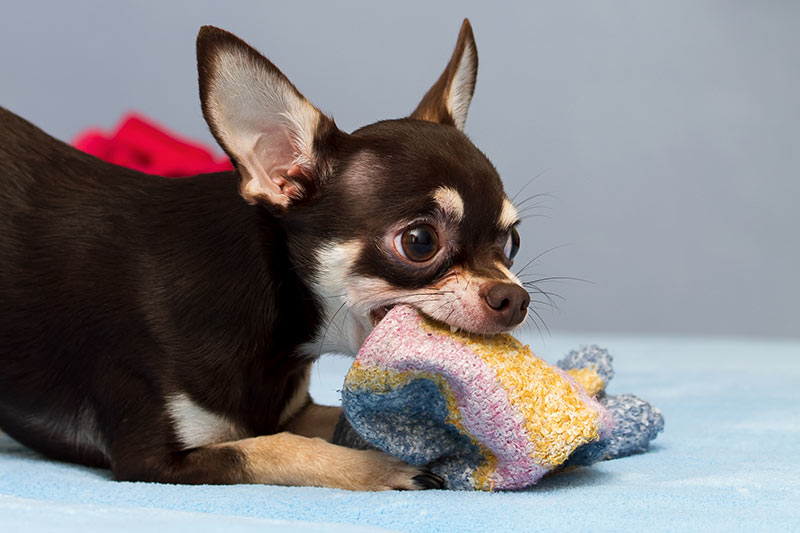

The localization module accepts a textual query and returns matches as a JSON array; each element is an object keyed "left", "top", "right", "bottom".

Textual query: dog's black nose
[{"left": 483, "top": 283, "right": 530, "bottom": 327}]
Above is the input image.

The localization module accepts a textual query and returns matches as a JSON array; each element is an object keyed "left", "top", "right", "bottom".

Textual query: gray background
[{"left": 1, "top": 1, "right": 798, "bottom": 339}]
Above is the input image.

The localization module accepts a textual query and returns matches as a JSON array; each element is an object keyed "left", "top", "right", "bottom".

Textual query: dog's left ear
[
  {"left": 410, "top": 19, "right": 478, "bottom": 131},
  {"left": 197, "top": 26, "right": 342, "bottom": 209}
]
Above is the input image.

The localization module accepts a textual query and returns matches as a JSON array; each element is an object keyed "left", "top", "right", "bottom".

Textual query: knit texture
[
  {"left": 335, "top": 306, "right": 663, "bottom": 490},
  {"left": 557, "top": 349, "right": 664, "bottom": 465}
]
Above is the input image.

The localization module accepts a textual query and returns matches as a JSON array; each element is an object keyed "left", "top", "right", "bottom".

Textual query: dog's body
[
  {"left": 0, "top": 107, "right": 326, "bottom": 479},
  {"left": 0, "top": 20, "right": 529, "bottom": 490}
]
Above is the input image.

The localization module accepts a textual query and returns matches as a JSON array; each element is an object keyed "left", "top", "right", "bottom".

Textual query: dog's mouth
[
  {"left": 369, "top": 304, "right": 396, "bottom": 326},
  {"left": 368, "top": 303, "right": 468, "bottom": 334}
]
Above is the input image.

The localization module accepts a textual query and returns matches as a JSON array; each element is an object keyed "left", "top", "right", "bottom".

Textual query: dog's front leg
[
  {"left": 111, "top": 432, "right": 441, "bottom": 491},
  {"left": 284, "top": 399, "right": 342, "bottom": 442}
]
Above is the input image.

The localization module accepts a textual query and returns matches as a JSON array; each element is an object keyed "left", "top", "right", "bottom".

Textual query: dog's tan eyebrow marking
[
  {"left": 499, "top": 198, "right": 519, "bottom": 229},
  {"left": 433, "top": 186, "right": 465, "bottom": 221}
]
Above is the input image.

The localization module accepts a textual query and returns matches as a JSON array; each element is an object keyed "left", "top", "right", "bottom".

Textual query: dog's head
[{"left": 197, "top": 20, "right": 529, "bottom": 355}]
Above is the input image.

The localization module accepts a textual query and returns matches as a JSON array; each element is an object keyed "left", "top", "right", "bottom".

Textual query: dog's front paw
[
  {"left": 235, "top": 433, "right": 445, "bottom": 490},
  {"left": 332, "top": 411, "right": 446, "bottom": 490},
  {"left": 337, "top": 448, "right": 444, "bottom": 491}
]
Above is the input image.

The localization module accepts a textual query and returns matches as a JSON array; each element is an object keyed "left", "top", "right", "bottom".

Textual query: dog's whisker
[
  {"left": 514, "top": 193, "right": 556, "bottom": 209},
  {"left": 315, "top": 300, "right": 350, "bottom": 358},
  {"left": 518, "top": 214, "right": 551, "bottom": 221},
  {"left": 530, "top": 298, "right": 558, "bottom": 310},
  {"left": 526, "top": 304, "right": 549, "bottom": 340},
  {"left": 521, "top": 275, "right": 592, "bottom": 285},
  {"left": 523, "top": 284, "right": 566, "bottom": 307},
  {"left": 510, "top": 169, "right": 551, "bottom": 204},
  {"left": 516, "top": 204, "right": 553, "bottom": 217},
  {"left": 513, "top": 244, "right": 571, "bottom": 278},
  {"left": 428, "top": 298, "right": 455, "bottom": 318},
  {"left": 522, "top": 283, "right": 558, "bottom": 307}
]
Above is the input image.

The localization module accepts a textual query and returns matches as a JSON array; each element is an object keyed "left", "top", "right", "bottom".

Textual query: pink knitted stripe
[{"left": 357, "top": 306, "right": 548, "bottom": 487}]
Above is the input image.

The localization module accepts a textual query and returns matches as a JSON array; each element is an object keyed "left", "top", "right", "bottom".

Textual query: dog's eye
[
  {"left": 503, "top": 227, "right": 520, "bottom": 262},
  {"left": 394, "top": 224, "right": 439, "bottom": 262}
]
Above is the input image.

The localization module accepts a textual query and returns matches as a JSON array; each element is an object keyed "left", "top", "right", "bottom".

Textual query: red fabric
[{"left": 72, "top": 113, "right": 233, "bottom": 177}]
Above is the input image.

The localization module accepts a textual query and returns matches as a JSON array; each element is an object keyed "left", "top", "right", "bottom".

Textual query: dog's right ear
[
  {"left": 197, "top": 26, "right": 341, "bottom": 209},
  {"left": 410, "top": 19, "right": 478, "bottom": 131}
]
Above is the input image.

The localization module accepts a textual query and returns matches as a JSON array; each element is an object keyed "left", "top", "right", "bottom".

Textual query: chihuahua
[{"left": 0, "top": 19, "right": 529, "bottom": 490}]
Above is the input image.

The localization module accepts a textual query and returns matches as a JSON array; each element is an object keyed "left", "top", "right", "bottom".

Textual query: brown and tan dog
[{"left": 0, "top": 20, "right": 528, "bottom": 490}]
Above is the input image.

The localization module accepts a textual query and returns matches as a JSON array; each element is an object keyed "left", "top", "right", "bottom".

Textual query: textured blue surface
[{"left": 1, "top": 335, "right": 799, "bottom": 532}]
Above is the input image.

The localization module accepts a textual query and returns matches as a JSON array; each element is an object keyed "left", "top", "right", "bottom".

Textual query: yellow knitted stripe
[
  {"left": 565, "top": 368, "right": 606, "bottom": 396},
  {"left": 419, "top": 318, "right": 601, "bottom": 469},
  {"left": 472, "top": 451, "right": 498, "bottom": 491}
]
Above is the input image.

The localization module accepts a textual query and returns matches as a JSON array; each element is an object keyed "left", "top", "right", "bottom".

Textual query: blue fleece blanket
[{"left": 1, "top": 335, "right": 798, "bottom": 532}]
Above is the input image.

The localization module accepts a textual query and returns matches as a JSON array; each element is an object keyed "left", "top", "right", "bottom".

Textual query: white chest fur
[{"left": 167, "top": 394, "right": 246, "bottom": 449}]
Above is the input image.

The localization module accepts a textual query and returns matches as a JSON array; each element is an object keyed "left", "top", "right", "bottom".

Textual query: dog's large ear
[
  {"left": 197, "top": 26, "right": 341, "bottom": 209},
  {"left": 410, "top": 19, "right": 478, "bottom": 131}
]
